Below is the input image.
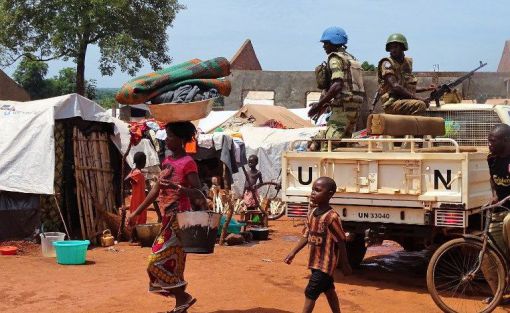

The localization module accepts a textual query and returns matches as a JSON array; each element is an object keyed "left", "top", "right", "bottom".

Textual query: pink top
[{"left": 158, "top": 155, "right": 198, "bottom": 214}]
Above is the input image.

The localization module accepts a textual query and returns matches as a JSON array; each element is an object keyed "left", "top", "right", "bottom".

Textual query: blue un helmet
[{"left": 320, "top": 27, "right": 348, "bottom": 45}]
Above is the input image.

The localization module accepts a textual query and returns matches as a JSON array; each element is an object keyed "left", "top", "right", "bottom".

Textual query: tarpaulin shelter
[
  {"left": 211, "top": 105, "right": 313, "bottom": 133},
  {"left": 231, "top": 126, "right": 322, "bottom": 197},
  {"left": 0, "top": 94, "right": 158, "bottom": 240}
]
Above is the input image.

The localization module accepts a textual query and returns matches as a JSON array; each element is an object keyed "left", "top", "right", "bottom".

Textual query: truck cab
[{"left": 282, "top": 104, "right": 510, "bottom": 267}]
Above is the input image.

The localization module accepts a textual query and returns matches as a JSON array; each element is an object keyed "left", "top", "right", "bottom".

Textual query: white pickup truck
[{"left": 282, "top": 104, "right": 510, "bottom": 267}]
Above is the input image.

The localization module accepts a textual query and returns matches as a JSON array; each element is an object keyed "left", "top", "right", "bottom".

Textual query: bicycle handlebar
[{"left": 481, "top": 194, "right": 510, "bottom": 212}]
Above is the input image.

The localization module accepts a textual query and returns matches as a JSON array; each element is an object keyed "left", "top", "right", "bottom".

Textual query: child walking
[{"left": 284, "top": 177, "right": 351, "bottom": 313}]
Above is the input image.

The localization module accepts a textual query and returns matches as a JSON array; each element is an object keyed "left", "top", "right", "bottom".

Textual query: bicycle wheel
[
  {"left": 427, "top": 238, "right": 506, "bottom": 313},
  {"left": 254, "top": 182, "right": 286, "bottom": 220}
]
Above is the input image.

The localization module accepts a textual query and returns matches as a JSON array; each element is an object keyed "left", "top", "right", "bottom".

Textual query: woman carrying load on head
[{"left": 128, "top": 121, "right": 207, "bottom": 313}]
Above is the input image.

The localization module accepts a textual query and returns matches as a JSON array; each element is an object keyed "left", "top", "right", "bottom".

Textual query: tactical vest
[
  {"left": 315, "top": 51, "right": 365, "bottom": 103},
  {"left": 377, "top": 56, "right": 417, "bottom": 100}
]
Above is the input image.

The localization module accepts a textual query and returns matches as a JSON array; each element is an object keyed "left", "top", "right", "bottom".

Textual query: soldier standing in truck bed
[
  {"left": 308, "top": 26, "right": 365, "bottom": 151},
  {"left": 377, "top": 33, "right": 435, "bottom": 115}
]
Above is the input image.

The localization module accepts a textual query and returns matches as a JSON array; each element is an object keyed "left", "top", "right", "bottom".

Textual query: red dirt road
[{"left": 1, "top": 218, "right": 507, "bottom": 313}]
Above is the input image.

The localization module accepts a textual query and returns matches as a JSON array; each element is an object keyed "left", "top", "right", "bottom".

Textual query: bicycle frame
[{"left": 465, "top": 195, "right": 510, "bottom": 283}]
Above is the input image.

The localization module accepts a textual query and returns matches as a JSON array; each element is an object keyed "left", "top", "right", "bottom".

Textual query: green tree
[
  {"left": 0, "top": 0, "right": 183, "bottom": 95},
  {"left": 12, "top": 54, "right": 52, "bottom": 99},
  {"left": 47, "top": 67, "right": 97, "bottom": 99},
  {"left": 361, "top": 61, "right": 376, "bottom": 71}
]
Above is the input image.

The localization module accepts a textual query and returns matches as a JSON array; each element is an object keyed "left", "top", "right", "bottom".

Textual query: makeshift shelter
[
  {"left": 213, "top": 104, "right": 313, "bottom": 132},
  {"left": 0, "top": 94, "right": 158, "bottom": 241}
]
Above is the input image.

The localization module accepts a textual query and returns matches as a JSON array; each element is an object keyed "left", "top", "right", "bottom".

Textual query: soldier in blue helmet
[{"left": 309, "top": 26, "right": 365, "bottom": 151}]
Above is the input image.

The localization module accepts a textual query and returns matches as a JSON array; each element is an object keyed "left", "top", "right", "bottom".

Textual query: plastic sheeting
[
  {"left": 196, "top": 110, "right": 236, "bottom": 133},
  {"left": 231, "top": 126, "right": 322, "bottom": 196},
  {"left": 0, "top": 94, "right": 158, "bottom": 195},
  {"left": 0, "top": 192, "right": 40, "bottom": 240}
]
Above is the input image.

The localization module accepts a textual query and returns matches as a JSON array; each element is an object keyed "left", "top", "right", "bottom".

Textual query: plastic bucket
[
  {"left": 40, "top": 232, "right": 66, "bottom": 257},
  {"left": 176, "top": 211, "right": 221, "bottom": 254},
  {"left": 53, "top": 240, "right": 90, "bottom": 265},
  {"left": 217, "top": 215, "right": 244, "bottom": 236}
]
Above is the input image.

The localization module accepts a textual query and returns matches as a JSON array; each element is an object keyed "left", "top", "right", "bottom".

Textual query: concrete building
[{"left": 224, "top": 40, "right": 510, "bottom": 110}]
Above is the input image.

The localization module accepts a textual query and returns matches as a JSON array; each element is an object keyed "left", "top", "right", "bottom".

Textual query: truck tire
[{"left": 345, "top": 235, "right": 367, "bottom": 268}]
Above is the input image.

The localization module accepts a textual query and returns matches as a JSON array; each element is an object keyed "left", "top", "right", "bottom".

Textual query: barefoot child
[
  {"left": 127, "top": 152, "right": 147, "bottom": 226},
  {"left": 242, "top": 155, "right": 263, "bottom": 209},
  {"left": 284, "top": 177, "right": 351, "bottom": 313}
]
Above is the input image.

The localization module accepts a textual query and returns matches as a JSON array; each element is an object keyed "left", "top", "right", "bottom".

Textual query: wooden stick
[
  {"left": 117, "top": 142, "right": 132, "bottom": 240},
  {"left": 99, "top": 133, "right": 113, "bottom": 213},
  {"left": 79, "top": 131, "right": 95, "bottom": 239},
  {"left": 84, "top": 132, "right": 99, "bottom": 237},
  {"left": 73, "top": 127, "right": 87, "bottom": 239},
  {"left": 219, "top": 193, "right": 234, "bottom": 245},
  {"left": 91, "top": 133, "right": 105, "bottom": 220},
  {"left": 77, "top": 131, "right": 91, "bottom": 238}
]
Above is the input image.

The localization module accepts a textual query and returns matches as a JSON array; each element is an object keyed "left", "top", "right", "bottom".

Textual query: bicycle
[
  {"left": 234, "top": 181, "right": 286, "bottom": 221},
  {"left": 426, "top": 194, "right": 510, "bottom": 313}
]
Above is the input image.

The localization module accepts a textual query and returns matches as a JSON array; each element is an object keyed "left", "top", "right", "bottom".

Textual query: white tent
[
  {"left": 196, "top": 110, "right": 236, "bottom": 133},
  {"left": 0, "top": 94, "right": 158, "bottom": 195},
  {"left": 231, "top": 126, "right": 322, "bottom": 196}
]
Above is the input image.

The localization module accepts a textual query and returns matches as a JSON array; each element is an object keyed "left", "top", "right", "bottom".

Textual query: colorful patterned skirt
[{"left": 147, "top": 214, "right": 187, "bottom": 296}]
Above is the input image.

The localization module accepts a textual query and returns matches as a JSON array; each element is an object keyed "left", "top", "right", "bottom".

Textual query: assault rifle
[
  {"left": 370, "top": 90, "right": 380, "bottom": 113},
  {"left": 427, "top": 61, "right": 487, "bottom": 107}
]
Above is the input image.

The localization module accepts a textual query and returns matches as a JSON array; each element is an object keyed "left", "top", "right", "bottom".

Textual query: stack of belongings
[{"left": 115, "top": 57, "right": 231, "bottom": 105}]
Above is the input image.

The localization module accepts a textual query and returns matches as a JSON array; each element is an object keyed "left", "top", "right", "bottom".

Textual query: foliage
[
  {"left": 0, "top": 0, "right": 184, "bottom": 95},
  {"left": 361, "top": 61, "right": 376, "bottom": 71},
  {"left": 13, "top": 55, "right": 96, "bottom": 99},
  {"left": 47, "top": 67, "right": 97, "bottom": 99},
  {"left": 12, "top": 54, "right": 52, "bottom": 99},
  {"left": 95, "top": 88, "right": 118, "bottom": 109}
]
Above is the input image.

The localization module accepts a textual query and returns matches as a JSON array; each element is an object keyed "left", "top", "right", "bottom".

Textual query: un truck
[{"left": 282, "top": 104, "right": 510, "bottom": 267}]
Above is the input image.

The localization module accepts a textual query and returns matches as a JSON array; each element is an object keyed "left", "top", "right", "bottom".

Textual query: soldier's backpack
[{"left": 315, "top": 61, "right": 331, "bottom": 90}]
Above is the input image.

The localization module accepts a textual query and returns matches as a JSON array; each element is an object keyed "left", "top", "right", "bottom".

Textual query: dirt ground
[{"left": 1, "top": 216, "right": 508, "bottom": 313}]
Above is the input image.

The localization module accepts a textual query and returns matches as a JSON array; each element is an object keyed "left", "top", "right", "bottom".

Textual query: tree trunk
[{"left": 76, "top": 43, "right": 87, "bottom": 96}]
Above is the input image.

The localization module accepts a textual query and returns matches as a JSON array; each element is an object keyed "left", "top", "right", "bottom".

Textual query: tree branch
[{"left": 2, "top": 49, "right": 75, "bottom": 66}]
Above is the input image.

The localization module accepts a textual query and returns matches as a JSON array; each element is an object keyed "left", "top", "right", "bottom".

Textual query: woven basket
[{"left": 147, "top": 98, "right": 215, "bottom": 124}]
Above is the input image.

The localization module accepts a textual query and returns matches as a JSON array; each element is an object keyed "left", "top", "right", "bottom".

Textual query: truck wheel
[{"left": 345, "top": 235, "right": 367, "bottom": 268}]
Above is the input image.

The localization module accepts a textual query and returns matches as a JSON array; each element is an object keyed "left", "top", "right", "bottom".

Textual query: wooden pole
[
  {"left": 79, "top": 131, "right": 95, "bottom": 239},
  {"left": 73, "top": 127, "right": 87, "bottom": 239},
  {"left": 219, "top": 193, "right": 234, "bottom": 245},
  {"left": 91, "top": 132, "right": 105, "bottom": 230},
  {"left": 117, "top": 142, "right": 132, "bottom": 240}
]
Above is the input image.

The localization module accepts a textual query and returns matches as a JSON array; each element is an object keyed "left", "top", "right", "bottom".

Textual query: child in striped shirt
[{"left": 284, "top": 177, "right": 351, "bottom": 313}]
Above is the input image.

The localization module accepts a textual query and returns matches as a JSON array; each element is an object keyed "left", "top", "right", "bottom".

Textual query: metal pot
[{"left": 135, "top": 223, "right": 162, "bottom": 247}]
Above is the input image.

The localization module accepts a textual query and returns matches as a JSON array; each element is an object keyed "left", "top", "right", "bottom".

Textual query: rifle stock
[{"left": 427, "top": 61, "right": 487, "bottom": 107}]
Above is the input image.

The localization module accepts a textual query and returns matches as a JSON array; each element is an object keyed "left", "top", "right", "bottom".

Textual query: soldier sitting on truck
[{"left": 377, "top": 33, "right": 436, "bottom": 115}]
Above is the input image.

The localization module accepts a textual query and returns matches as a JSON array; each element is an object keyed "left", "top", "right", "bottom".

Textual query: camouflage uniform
[
  {"left": 316, "top": 49, "right": 364, "bottom": 150},
  {"left": 377, "top": 56, "right": 426, "bottom": 115}
]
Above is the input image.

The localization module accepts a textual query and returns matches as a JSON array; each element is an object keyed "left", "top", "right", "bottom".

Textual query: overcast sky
[{"left": 2, "top": 0, "right": 509, "bottom": 88}]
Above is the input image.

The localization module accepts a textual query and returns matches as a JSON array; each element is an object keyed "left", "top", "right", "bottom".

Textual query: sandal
[{"left": 170, "top": 297, "right": 197, "bottom": 313}]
